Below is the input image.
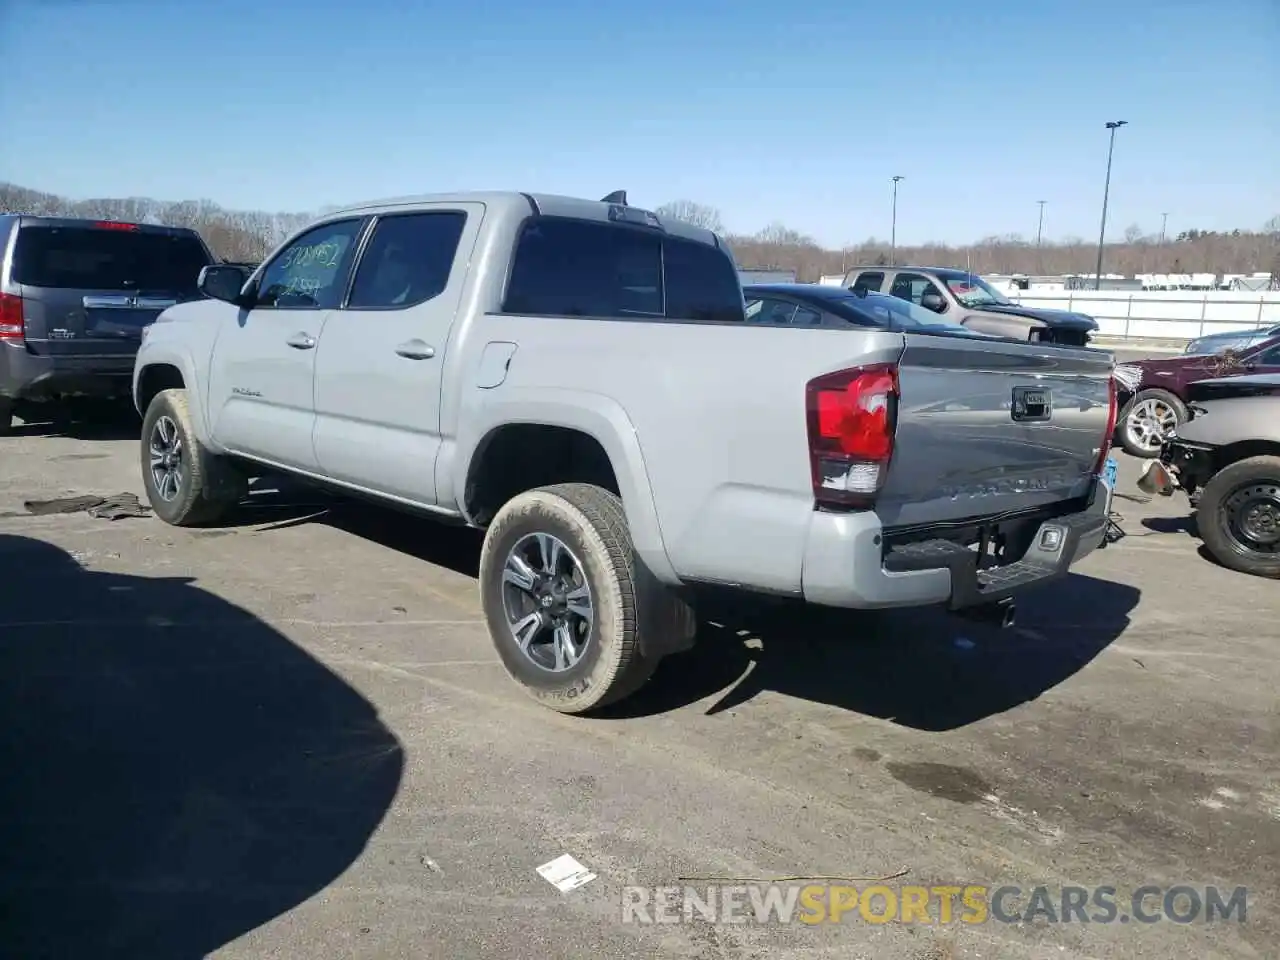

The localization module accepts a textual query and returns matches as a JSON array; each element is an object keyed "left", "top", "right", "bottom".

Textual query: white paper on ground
[{"left": 536, "top": 853, "right": 597, "bottom": 893}]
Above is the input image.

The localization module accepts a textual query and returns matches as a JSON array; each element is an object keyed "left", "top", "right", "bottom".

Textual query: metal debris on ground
[
  {"left": 1102, "top": 512, "right": 1127, "bottom": 546},
  {"left": 22, "top": 493, "right": 151, "bottom": 521}
]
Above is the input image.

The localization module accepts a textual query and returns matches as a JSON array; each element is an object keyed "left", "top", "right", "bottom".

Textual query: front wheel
[
  {"left": 1196, "top": 456, "right": 1280, "bottom": 579},
  {"left": 140, "top": 388, "right": 247, "bottom": 527},
  {"left": 478, "top": 482, "right": 691, "bottom": 714},
  {"left": 1118, "top": 388, "right": 1187, "bottom": 458}
]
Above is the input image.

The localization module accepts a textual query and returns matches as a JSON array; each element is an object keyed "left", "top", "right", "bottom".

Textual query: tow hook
[{"left": 956, "top": 598, "right": 1017, "bottom": 630}]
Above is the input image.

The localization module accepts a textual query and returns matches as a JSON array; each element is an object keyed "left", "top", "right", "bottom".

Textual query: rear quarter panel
[{"left": 453, "top": 315, "right": 903, "bottom": 595}]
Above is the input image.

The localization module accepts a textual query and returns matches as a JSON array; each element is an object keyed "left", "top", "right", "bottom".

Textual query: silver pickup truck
[{"left": 134, "top": 191, "right": 1118, "bottom": 713}]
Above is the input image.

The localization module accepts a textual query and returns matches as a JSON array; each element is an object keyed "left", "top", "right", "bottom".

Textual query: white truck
[{"left": 134, "top": 190, "right": 1119, "bottom": 713}]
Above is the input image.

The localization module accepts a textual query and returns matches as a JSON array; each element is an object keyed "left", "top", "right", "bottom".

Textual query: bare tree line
[
  {"left": 658, "top": 200, "right": 1280, "bottom": 281},
  {"left": 0, "top": 182, "right": 313, "bottom": 263},
  {"left": 3, "top": 183, "right": 1276, "bottom": 282}
]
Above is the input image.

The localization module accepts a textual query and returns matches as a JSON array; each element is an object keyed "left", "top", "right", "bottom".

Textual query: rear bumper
[
  {"left": 0, "top": 342, "right": 136, "bottom": 402},
  {"left": 801, "top": 479, "right": 1111, "bottom": 610}
]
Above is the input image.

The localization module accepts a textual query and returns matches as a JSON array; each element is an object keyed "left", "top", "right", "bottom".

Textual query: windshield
[
  {"left": 942, "top": 273, "right": 1013, "bottom": 308},
  {"left": 838, "top": 292, "right": 985, "bottom": 335}
]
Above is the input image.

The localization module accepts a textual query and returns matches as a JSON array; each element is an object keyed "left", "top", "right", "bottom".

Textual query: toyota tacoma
[{"left": 134, "top": 190, "right": 1119, "bottom": 713}]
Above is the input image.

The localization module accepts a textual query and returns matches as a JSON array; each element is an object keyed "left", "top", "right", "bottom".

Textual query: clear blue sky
[{"left": 2, "top": 0, "right": 1276, "bottom": 248}]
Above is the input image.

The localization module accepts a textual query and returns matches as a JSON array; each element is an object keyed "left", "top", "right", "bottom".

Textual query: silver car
[{"left": 1184, "top": 323, "right": 1280, "bottom": 355}]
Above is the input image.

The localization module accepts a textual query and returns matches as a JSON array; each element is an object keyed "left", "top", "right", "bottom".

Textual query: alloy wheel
[{"left": 500, "top": 532, "right": 594, "bottom": 672}]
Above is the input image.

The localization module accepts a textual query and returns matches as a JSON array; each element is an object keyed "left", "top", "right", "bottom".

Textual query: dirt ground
[{"left": 0, "top": 407, "right": 1275, "bottom": 960}]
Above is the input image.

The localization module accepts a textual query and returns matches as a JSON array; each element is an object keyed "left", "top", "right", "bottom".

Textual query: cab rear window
[
  {"left": 12, "top": 226, "right": 211, "bottom": 293},
  {"left": 503, "top": 216, "right": 745, "bottom": 323}
]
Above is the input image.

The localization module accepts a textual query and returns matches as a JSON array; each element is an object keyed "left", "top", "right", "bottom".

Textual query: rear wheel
[
  {"left": 1196, "top": 456, "right": 1280, "bottom": 579},
  {"left": 140, "top": 388, "right": 246, "bottom": 526},
  {"left": 1118, "top": 388, "right": 1186, "bottom": 458},
  {"left": 0, "top": 398, "right": 13, "bottom": 436},
  {"left": 478, "top": 482, "right": 689, "bottom": 714}
]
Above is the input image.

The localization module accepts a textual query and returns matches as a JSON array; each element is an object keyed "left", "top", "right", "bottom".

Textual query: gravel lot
[{"left": 1, "top": 366, "right": 1276, "bottom": 959}]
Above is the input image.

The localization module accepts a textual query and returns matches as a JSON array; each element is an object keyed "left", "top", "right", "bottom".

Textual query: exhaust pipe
[{"left": 956, "top": 598, "right": 1016, "bottom": 630}]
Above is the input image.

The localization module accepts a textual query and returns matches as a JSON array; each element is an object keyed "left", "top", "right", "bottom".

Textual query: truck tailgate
[{"left": 880, "top": 335, "right": 1114, "bottom": 527}]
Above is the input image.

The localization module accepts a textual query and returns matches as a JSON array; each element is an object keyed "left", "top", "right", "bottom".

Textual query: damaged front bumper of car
[{"left": 1136, "top": 436, "right": 1215, "bottom": 500}]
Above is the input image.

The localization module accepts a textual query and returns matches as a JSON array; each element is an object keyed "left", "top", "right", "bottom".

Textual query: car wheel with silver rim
[
  {"left": 478, "top": 482, "right": 694, "bottom": 714},
  {"left": 1118, "top": 388, "right": 1187, "bottom": 458},
  {"left": 140, "top": 388, "right": 246, "bottom": 527},
  {"left": 149, "top": 414, "right": 185, "bottom": 502},
  {"left": 502, "top": 531, "right": 594, "bottom": 673}
]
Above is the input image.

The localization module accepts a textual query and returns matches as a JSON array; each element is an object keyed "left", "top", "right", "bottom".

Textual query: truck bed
[{"left": 464, "top": 318, "right": 1114, "bottom": 600}]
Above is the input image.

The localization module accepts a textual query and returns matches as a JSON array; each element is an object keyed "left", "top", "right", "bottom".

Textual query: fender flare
[
  {"left": 446, "top": 388, "right": 679, "bottom": 585},
  {"left": 133, "top": 346, "right": 219, "bottom": 451}
]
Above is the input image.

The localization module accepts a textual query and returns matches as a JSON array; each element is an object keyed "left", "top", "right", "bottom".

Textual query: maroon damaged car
[{"left": 1112, "top": 334, "right": 1280, "bottom": 457}]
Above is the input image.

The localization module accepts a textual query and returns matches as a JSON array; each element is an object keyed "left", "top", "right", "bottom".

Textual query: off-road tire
[
  {"left": 1118, "top": 388, "right": 1188, "bottom": 458},
  {"left": 1195, "top": 455, "right": 1280, "bottom": 580},
  {"left": 479, "top": 482, "right": 691, "bottom": 714},
  {"left": 140, "top": 388, "right": 247, "bottom": 527}
]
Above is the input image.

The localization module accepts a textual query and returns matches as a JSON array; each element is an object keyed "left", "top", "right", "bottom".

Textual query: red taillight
[
  {"left": 806, "top": 363, "right": 899, "bottom": 508},
  {"left": 1094, "top": 374, "right": 1119, "bottom": 474},
  {"left": 0, "top": 292, "right": 23, "bottom": 343},
  {"left": 94, "top": 221, "right": 140, "bottom": 231}
]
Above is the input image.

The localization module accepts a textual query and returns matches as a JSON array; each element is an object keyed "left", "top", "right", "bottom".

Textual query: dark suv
[{"left": 0, "top": 216, "right": 215, "bottom": 432}]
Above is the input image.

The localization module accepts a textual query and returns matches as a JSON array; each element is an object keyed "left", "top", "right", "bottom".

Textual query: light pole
[
  {"left": 890, "top": 176, "right": 904, "bottom": 265},
  {"left": 1036, "top": 200, "right": 1047, "bottom": 273},
  {"left": 1160, "top": 212, "right": 1169, "bottom": 246},
  {"left": 1094, "top": 120, "right": 1128, "bottom": 290}
]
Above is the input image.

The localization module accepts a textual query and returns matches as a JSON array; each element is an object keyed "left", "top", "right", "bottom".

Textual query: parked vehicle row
[
  {"left": 0, "top": 216, "right": 216, "bottom": 433},
  {"left": 839, "top": 265, "right": 1100, "bottom": 347},
  {"left": 133, "top": 190, "right": 1119, "bottom": 714},
  {"left": 1113, "top": 336, "right": 1280, "bottom": 456},
  {"left": 1141, "top": 372, "right": 1280, "bottom": 579}
]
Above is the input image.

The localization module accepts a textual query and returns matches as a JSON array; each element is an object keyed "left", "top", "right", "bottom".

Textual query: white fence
[{"left": 1005, "top": 290, "right": 1280, "bottom": 342}]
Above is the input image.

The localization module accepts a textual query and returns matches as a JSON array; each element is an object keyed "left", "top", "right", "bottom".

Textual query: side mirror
[
  {"left": 198, "top": 264, "right": 250, "bottom": 305},
  {"left": 921, "top": 292, "right": 946, "bottom": 313}
]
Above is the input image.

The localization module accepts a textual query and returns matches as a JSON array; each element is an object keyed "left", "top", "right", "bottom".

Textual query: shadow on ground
[
  {"left": 9, "top": 401, "right": 142, "bottom": 442},
  {"left": 227, "top": 488, "right": 483, "bottom": 579},
  {"left": 218, "top": 490, "right": 1140, "bottom": 730},
  {"left": 0, "top": 535, "right": 403, "bottom": 960},
  {"left": 605, "top": 573, "right": 1141, "bottom": 730},
  {"left": 1140, "top": 515, "right": 1198, "bottom": 537}
]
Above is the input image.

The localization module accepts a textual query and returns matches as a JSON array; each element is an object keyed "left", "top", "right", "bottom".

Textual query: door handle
[
  {"left": 286, "top": 332, "right": 317, "bottom": 350},
  {"left": 395, "top": 339, "right": 435, "bottom": 360}
]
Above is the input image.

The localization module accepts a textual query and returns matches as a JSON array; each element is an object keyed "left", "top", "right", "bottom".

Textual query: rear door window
[
  {"left": 793, "top": 305, "right": 823, "bottom": 326},
  {"left": 347, "top": 211, "right": 467, "bottom": 309},
  {"left": 12, "top": 225, "right": 211, "bottom": 294},
  {"left": 745, "top": 298, "right": 798, "bottom": 325},
  {"left": 850, "top": 271, "right": 884, "bottom": 293}
]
